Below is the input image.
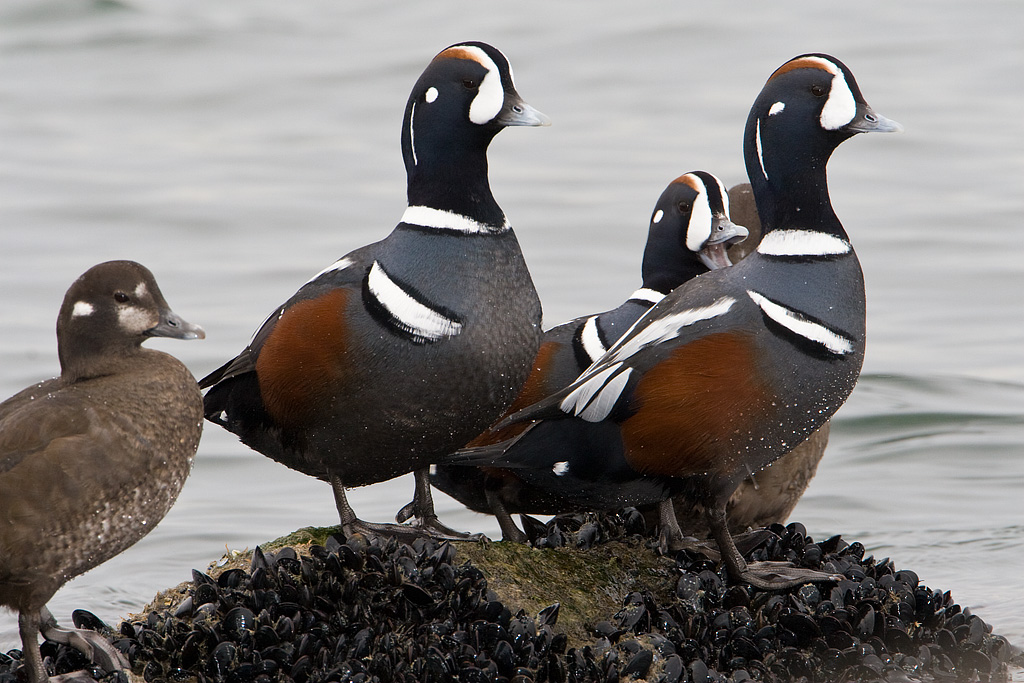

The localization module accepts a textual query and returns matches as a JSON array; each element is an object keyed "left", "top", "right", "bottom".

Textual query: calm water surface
[{"left": 1, "top": 0, "right": 1022, "bottom": 670}]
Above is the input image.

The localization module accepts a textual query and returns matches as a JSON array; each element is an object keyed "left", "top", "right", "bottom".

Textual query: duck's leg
[
  {"left": 18, "top": 610, "right": 47, "bottom": 683},
  {"left": 331, "top": 472, "right": 480, "bottom": 542},
  {"left": 403, "top": 468, "right": 485, "bottom": 540},
  {"left": 38, "top": 606, "right": 128, "bottom": 678},
  {"left": 706, "top": 505, "right": 840, "bottom": 589},
  {"left": 485, "top": 488, "right": 527, "bottom": 543},
  {"left": 658, "top": 498, "right": 687, "bottom": 551}
]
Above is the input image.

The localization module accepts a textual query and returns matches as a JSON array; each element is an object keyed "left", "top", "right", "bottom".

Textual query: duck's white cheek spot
[
  {"left": 652, "top": 209, "right": 664, "bottom": 224},
  {"left": 769, "top": 101, "right": 785, "bottom": 116},
  {"left": 134, "top": 282, "right": 148, "bottom": 298},
  {"left": 820, "top": 72, "right": 856, "bottom": 130},
  {"left": 685, "top": 190, "right": 713, "bottom": 252},
  {"left": 118, "top": 306, "right": 154, "bottom": 333},
  {"left": 468, "top": 69, "right": 503, "bottom": 125},
  {"left": 71, "top": 301, "right": 94, "bottom": 317},
  {"left": 425, "top": 87, "right": 438, "bottom": 103}
]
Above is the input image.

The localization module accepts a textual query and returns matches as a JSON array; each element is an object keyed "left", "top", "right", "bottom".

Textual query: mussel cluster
[{"left": 1, "top": 514, "right": 1020, "bottom": 683}]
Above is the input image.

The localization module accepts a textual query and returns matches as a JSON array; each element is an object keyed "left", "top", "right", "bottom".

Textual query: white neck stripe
[
  {"left": 367, "top": 261, "right": 463, "bottom": 342},
  {"left": 747, "top": 290, "right": 853, "bottom": 355},
  {"left": 579, "top": 316, "right": 606, "bottom": 363},
  {"left": 757, "top": 229, "right": 851, "bottom": 257},
  {"left": 755, "top": 118, "right": 769, "bottom": 181},
  {"left": 408, "top": 100, "right": 418, "bottom": 166},
  {"left": 628, "top": 288, "right": 665, "bottom": 306},
  {"left": 401, "top": 205, "right": 507, "bottom": 234}
]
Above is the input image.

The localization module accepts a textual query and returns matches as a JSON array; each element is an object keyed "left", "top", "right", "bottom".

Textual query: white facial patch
[
  {"left": 580, "top": 315, "right": 607, "bottom": 364},
  {"left": 134, "top": 282, "right": 148, "bottom": 298},
  {"left": 747, "top": 290, "right": 854, "bottom": 355},
  {"left": 552, "top": 461, "right": 569, "bottom": 476},
  {"left": 757, "top": 229, "right": 851, "bottom": 257},
  {"left": 401, "top": 205, "right": 506, "bottom": 234},
  {"left": 118, "top": 305, "right": 154, "bottom": 333},
  {"left": 451, "top": 45, "right": 504, "bottom": 125},
  {"left": 71, "top": 301, "right": 94, "bottom": 318},
  {"left": 769, "top": 101, "right": 785, "bottom": 116},
  {"left": 685, "top": 179, "right": 713, "bottom": 252},
  {"left": 367, "top": 260, "right": 463, "bottom": 343},
  {"left": 652, "top": 209, "right": 664, "bottom": 224},
  {"left": 425, "top": 87, "right": 438, "bottom": 103},
  {"left": 796, "top": 55, "right": 856, "bottom": 130},
  {"left": 755, "top": 118, "right": 768, "bottom": 180}
]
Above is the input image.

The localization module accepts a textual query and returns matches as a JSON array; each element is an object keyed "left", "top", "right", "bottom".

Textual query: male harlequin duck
[
  {"left": 200, "top": 42, "right": 548, "bottom": 540},
  {"left": 0, "top": 261, "right": 204, "bottom": 683},
  {"left": 427, "top": 171, "right": 748, "bottom": 542},
  {"left": 486, "top": 54, "right": 901, "bottom": 589}
]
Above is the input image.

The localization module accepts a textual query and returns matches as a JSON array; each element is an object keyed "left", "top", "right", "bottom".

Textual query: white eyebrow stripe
[
  {"left": 579, "top": 316, "right": 606, "bottom": 364},
  {"left": 401, "top": 205, "right": 507, "bottom": 234},
  {"left": 367, "top": 260, "right": 462, "bottom": 342},
  {"left": 746, "top": 290, "right": 854, "bottom": 355},
  {"left": 71, "top": 301, "right": 94, "bottom": 317},
  {"left": 757, "top": 230, "right": 851, "bottom": 257}
]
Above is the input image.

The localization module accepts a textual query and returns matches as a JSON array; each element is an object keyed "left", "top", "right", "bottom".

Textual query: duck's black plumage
[
  {"left": 429, "top": 171, "right": 747, "bottom": 541},
  {"left": 0, "top": 260, "right": 204, "bottom": 683},
  {"left": 477, "top": 54, "right": 901, "bottom": 588},
  {"left": 200, "top": 42, "right": 548, "bottom": 539}
]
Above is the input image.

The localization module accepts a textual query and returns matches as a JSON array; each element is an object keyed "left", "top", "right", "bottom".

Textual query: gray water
[{"left": 1, "top": 0, "right": 1022, "bottom": 669}]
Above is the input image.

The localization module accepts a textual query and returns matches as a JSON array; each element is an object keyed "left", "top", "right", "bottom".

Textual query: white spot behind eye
[
  {"left": 652, "top": 209, "right": 664, "bottom": 224},
  {"left": 552, "top": 461, "right": 569, "bottom": 476},
  {"left": 425, "top": 87, "right": 438, "bottom": 103},
  {"left": 71, "top": 301, "right": 94, "bottom": 318},
  {"left": 769, "top": 101, "right": 785, "bottom": 116}
]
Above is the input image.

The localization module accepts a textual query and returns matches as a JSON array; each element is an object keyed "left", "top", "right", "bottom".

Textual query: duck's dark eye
[
  {"left": 114, "top": 292, "right": 130, "bottom": 303},
  {"left": 810, "top": 84, "right": 826, "bottom": 97},
  {"left": 462, "top": 78, "right": 477, "bottom": 89},
  {"left": 678, "top": 202, "right": 689, "bottom": 213}
]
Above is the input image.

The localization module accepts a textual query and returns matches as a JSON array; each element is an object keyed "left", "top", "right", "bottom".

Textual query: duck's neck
[
  {"left": 745, "top": 116, "right": 850, "bottom": 239},
  {"left": 401, "top": 109, "right": 506, "bottom": 227},
  {"left": 640, "top": 238, "right": 706, "bottom": 296}
]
